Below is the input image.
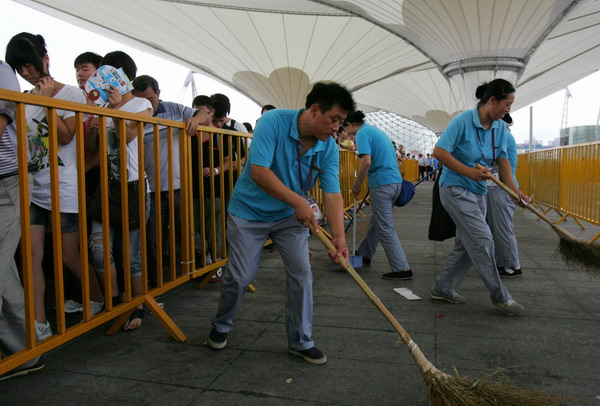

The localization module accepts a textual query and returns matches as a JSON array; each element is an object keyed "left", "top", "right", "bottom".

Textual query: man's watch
[{"left": 213, "top": 167, "right": 220, "bottom": 175}]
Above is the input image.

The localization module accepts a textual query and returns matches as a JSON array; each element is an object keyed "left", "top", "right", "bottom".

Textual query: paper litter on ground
[{"left": 393, "top": 287, "right": 422, "bottom": 300}]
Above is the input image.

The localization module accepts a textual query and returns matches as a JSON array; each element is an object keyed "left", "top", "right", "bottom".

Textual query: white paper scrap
[{"left": 393, "top": 288, "right": 422, "bottom": 301}]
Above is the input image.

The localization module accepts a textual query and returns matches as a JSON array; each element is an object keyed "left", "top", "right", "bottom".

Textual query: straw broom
[
  {"left": 477, "top": 164, "right": 600, "bottom": 274},
  {"left": 310, "top": 225, "right": 565, "bottom": 405}
]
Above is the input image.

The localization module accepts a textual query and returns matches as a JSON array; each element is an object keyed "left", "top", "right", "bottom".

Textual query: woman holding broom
[{"left": 431, "top": 78, "right": 528, "bottom": 315}]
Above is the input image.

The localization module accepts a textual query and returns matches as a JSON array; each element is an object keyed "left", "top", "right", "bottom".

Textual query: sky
[{"left": 1, "top": 0, "right": 599, "bottom": 145}]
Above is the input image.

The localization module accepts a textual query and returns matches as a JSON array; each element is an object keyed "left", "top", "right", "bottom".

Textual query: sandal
[{"left": 122, "top": 307, "right": 145, "bottom": 331}]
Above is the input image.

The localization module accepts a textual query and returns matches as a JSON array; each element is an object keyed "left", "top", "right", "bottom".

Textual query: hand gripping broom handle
[
  {"left": 310, "top": 225, "right": 412, "bottom": 345},
  {"left": 475, "top": 164, "right": 558, "bottom": 230}
]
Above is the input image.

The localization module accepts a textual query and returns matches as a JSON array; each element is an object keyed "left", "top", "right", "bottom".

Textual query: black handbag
[
  {"left": 89, "top": 178, "right": 141, "bottom": 229},
  {"left": 428, "top": 167, "right": 456, "bottom": 241}
]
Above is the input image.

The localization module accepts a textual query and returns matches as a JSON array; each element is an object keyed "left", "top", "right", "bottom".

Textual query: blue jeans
[{"left": 89, "top": 220, "right": 142, "bottom": 278}]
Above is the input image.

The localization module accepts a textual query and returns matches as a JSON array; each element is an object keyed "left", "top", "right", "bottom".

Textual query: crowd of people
[{"left": 0, "top": 30, "right": 527, "bottom": 379}]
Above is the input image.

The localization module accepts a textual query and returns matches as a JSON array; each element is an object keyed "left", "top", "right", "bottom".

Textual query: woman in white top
[
  {"left": 6, "top": 32, "right": 104, "bottom": 340},
  {"left": 86, "top": 51, "right": 152, "bottom": 331}
]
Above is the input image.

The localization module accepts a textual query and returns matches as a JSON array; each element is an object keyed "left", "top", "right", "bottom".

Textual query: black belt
[{"left": 0, "top": 163, "right": 37, "bottom": 180}]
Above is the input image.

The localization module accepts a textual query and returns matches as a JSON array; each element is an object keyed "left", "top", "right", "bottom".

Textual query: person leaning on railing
[
  {"left": 5, "top": 32, "right": 104, "bottom": 341},
  {"left": 0, "top": 59, "right": 45, "bottom": 382},
  {"left": 85, "top": 51, "right": 152, "bottom": 331},
  {"left": 191, "top": 96, "right": 230, "bottom": 279},
  {"left": 132, "top": 74, "right": 207, "bottom": 290}
]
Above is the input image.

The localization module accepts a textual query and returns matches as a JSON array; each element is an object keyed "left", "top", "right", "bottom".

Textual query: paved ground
[{"left": 1, "top": 181, "right": 599, "bottom": 405}]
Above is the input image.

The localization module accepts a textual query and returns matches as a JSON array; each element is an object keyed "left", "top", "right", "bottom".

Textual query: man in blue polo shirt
[
  {"left": 207, "top": 82, "right": 355, "bottom": 365},
  {"left": 345, "top": 111, "right": 413, "bottom": 280}
]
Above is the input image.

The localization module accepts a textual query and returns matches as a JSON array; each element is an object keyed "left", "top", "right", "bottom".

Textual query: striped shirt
[{"left": 0, "top": 61, "right": 20, "bottom": 175}]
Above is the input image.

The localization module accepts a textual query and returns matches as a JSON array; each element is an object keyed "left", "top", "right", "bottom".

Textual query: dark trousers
[{"left": 146, "top": 189, "right": 181, "bottom": 289}]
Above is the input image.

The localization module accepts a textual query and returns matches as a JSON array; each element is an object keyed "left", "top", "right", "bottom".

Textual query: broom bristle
[
  {"left": 424, "top": 369, "right": 574, "bottom": 406},
  {"left": 556, "top": 230, "right": 600, "bottom": 275}
]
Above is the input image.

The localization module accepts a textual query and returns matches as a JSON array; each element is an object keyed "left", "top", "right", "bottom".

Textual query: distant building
[{"left": 560, "top": 125, "right": 600, "bottom": 146}]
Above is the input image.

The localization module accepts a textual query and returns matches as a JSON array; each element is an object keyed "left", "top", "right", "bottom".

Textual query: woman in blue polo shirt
[{"left": 431, "top": 78, "right": 527, "bottom": 315}]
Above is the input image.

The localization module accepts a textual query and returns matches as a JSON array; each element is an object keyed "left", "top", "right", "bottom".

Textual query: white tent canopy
[{"left": 15, "top": 0, "right": 600, "bottom": 134}]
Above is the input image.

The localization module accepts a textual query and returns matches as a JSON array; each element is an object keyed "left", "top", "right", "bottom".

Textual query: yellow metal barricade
[
  {"left": 401, "top": 159, "right": 419, "bottom": 182},
  {"left": 0, "top": 88, "right": 248, "bottom": 374},
  {"left": 516, "top": 142, "right": 600, "bottom": 239}
]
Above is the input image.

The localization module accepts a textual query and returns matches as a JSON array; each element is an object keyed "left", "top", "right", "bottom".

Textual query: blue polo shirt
[
  {"left": 507, "top": 131, "right": 519, "bottom": 188},
  {"left": 355, "top": 123, "right": 402, "bottom": 188},
  {"left": 228, "top": 108, "right": 341, "bottom": 222},
  {"left": 436, "top": 108, "right": 508, "bottom": 194}
]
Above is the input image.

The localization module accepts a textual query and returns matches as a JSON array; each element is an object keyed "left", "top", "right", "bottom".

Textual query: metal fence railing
[{"left": 516, "top": 142, "right": 600, "bottom": 242}]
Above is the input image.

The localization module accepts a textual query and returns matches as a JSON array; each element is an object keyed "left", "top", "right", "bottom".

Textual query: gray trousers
[
  {"left": 434, "top": 186, "right": 512, "bottom": 304},
  {"left": 213, "top": 214, "right": 314, "bottom": 351},
  {"left": 486, "top": 186, "right": 521, "bottom": 269},
  {"left": 0, "top": 175, "right": 39, "bottom": 368},
  {"left": 357, "top": 183, "right": 410, "bottom": 272}
]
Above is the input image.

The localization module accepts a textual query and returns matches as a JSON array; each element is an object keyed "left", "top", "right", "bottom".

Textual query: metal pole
[{"left": 529, "top": 106, "right": 534, "bottom": 151}]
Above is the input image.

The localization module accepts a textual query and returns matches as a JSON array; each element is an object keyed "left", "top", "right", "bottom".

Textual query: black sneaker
[
  {"left": 207, "top": 328, "right": 228, "bottom": 349},
  {"left": 288, "top": 347, "right": 327, "bottom": 365},
  {"left": 382, "top": 269, "right": 413, "bottom": 280},
  {"left": 0, "top": 358, "right": 44, "bottom": 382},
  {"left": 498, "top": 266, "right": 523, "bottom": 279},
  {"left": 355, "top": 251, "right": 371, "bottom": 266}
]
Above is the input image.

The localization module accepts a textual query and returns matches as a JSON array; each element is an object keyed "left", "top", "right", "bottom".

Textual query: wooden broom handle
[
  {"left": 310, "top": 225, "right": 413, "bottom": 345},
  {"left": 475, "top": 163, "right": 558, "bottom": 229}
]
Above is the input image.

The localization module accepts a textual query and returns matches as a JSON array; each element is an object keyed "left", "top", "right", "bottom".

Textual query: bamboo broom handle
[
  {"left": 310, "top": 225, "right": 413, "bottom": 345},
  {"left": 475, "top": 164, "right": 558, "bottom": 229}
]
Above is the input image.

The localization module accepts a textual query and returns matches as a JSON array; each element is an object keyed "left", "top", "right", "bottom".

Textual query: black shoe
[
  {"left": 498, "top": 267, "right": 523, "bottom": 278},
  {"left": 288, "top": 347, "right": 327, "bottom": 365},
  {"left": 355, "top": 251, "right": 371, "bottom": 266},
  {"left": 207, "top": 328, "right": 228, "bottom": 349},
  {"left": 382, "top": 269, "right": 413, "bottom": 280},
  {"left": 0, "top": 358, "right": 45, "bottom": 382}
]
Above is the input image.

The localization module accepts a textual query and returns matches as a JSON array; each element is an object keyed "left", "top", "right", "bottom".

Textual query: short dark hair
[
  {"left": 344, "top": 110, "right": 366, "bottom": 125},
  {"left": 475, "top": 79, "right": 516, "bottom": 107},
  {"left": 5, "top": 32, "right": 47, "bottom": 74},
  {"left": 305, "top": 82, "right": 355, "bottom": 113},
  {"left": 242, "top": 122, "right": 253, "bottom": 132},
  {"left": 99, "top": 51, "right": 137, "bottom": 81},
  {"left": 210, "top": 93, "right": 231, "bottom": 115},
  {"left": 132, "top": 75, "right": 160, "bottom": 93},
  {"left": 261, "top": 104, "right": 276, "bottom": 113},
  {"left": 74, "top": 52, "right": 102, "bottom": 69},
  {"left": 192, "top": 95, "right": 213, "bottom": 110},
  {"left": 212, "top": 101, "right": 228, "bottom": 119}
]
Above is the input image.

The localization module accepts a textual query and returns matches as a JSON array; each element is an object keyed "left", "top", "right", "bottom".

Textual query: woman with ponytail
[{"left": 431, "top": 78, "right": 528, "bottom": 315}]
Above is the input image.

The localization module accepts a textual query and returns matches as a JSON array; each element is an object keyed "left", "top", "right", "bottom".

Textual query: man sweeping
[
  {"left": 345, "top": 111, "right": 413, "bottom": 280},
  {"left": 207, "top": 82, "right": 355, "bottom": 365}
]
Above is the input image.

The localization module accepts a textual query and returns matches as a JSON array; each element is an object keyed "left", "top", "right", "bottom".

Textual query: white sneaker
[
  {"left": 35, "top": 321, "right": 52, "bottom": 341},
  {"left": 64, "top": 299, "right": 83, "bottom": 313},
  {"left": 90, "top": 301, "right": 104, "bottom": 317}
]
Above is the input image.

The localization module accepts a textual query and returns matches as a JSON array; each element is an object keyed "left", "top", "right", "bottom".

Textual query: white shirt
[
  {"left": 29, "top": 85, "right": 86, "bottom": 213},
  {"left": 105, "top": 97, "right": 153, "bottom": 182}
]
